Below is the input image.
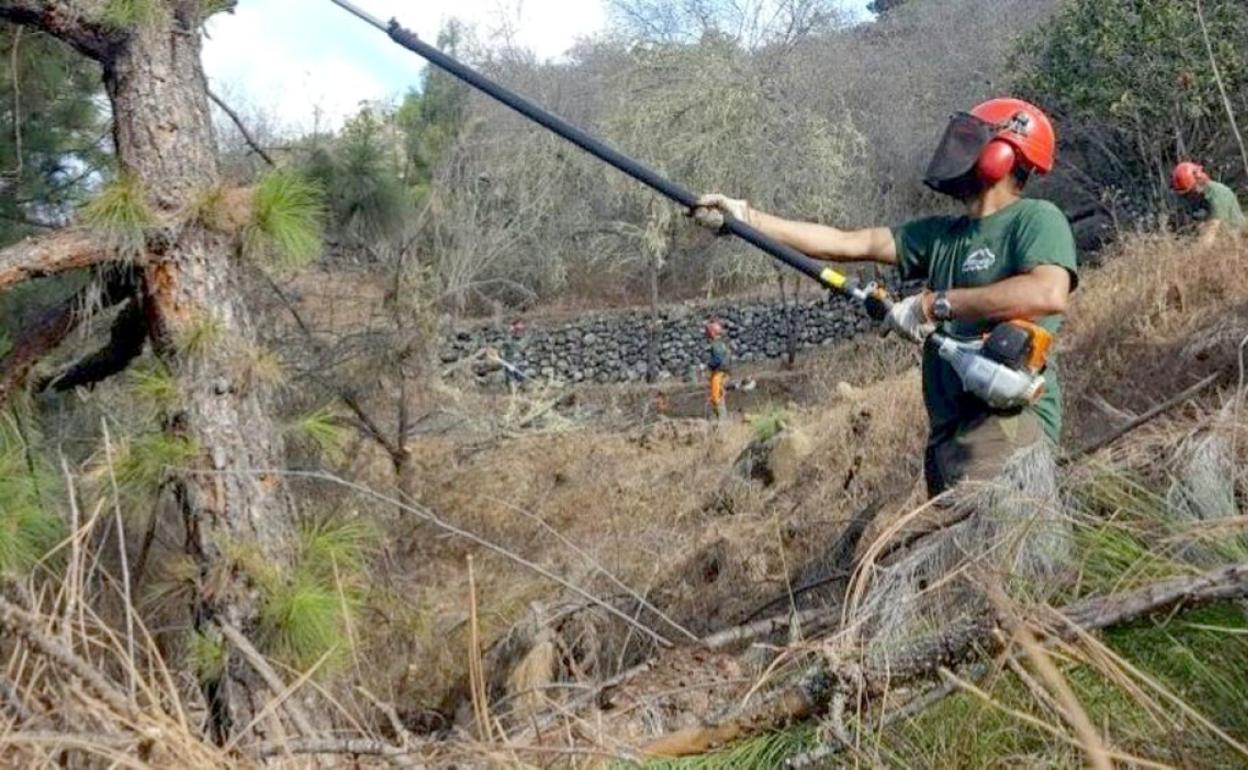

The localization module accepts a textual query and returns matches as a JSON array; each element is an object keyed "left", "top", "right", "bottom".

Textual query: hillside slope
[{"left": 379, "top": 233, "right": 1248, "bottom": 767}]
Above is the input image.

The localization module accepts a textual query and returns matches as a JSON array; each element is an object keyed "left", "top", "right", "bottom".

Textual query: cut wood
[{"left": 641, "top": 561, "right": 1248, "bottom": 758}]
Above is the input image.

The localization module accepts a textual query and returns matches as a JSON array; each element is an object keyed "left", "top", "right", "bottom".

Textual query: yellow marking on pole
[{"left": 820, "top": 268, "right": 848, "bottom": 289}]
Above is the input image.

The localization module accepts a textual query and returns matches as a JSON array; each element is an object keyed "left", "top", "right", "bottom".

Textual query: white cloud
[{"left": 203, "top": 0, "right": 608, "bottom": 133}]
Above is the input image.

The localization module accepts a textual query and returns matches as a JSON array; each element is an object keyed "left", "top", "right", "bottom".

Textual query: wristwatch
[{"left": 931, "top": 291, "right": 953, "bottom": 322}]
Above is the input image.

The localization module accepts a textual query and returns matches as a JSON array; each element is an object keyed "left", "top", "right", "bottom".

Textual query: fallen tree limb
[
  {"left": 640, "top": 561, "right": 1248, "bottom": 759},
  {"left": 784, "top": 662, "right": 991, "bottom": 769},
  {"left": 0, "top": 229, "right": 113, "bottom": 293},
  {"left": 702, "top": 607, "right": 826, "bottom": 651}
]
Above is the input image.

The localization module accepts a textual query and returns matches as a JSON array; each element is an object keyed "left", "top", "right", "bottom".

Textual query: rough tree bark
[{"left": 0, "top": 0, "right": 302, "bottom": 742}]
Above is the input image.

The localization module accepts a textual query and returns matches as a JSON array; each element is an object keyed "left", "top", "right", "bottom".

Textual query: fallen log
[{"left": 641, "top": 561, "right": 1248, "bottom": 759}]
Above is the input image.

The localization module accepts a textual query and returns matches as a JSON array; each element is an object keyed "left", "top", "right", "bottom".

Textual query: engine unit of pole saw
[{"left": 930, "top": 320, "right": 1052, "bottom": 410}]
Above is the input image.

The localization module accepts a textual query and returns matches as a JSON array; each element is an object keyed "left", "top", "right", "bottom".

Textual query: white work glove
[
  {"left": 884, "top": 294, "right": 936, "bottom": 344},
  {"left": 691, "top": 194, "right": 752, "bottom": 232}
]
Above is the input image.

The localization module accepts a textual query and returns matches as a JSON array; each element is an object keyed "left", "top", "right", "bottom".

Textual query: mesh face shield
[{"left": 923, "top": 112, "right": 997, "bottom": 200}]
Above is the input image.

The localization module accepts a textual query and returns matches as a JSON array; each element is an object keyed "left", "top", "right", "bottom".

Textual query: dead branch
[
  {"left": 252, "top": 737, "right": 427, "bottom": 769},
  {"left": 215, "top": 620, "right": 317, "bottom": 737},
  {"left": 0, "top": 593, "right": 138, "bottom": 722},
  {"left": 0, "top": 270, "right": 139, "bottom": 405},
  {"left": 701, "top": 607, "right": 826, "bottom": 651},
  {"left": 357, "top": 686, "right": 421, "bottom": 747},
  {"left": 207, "top": 88, "right": 275, "bottom": 167},
  {"left": 1064, "top": 371, "right": 1224, "bottom": 463},
  {"left": 0, "top": 229, "right": 114, "bottom": 293},
  {"left": 641, "top": 561, "right": 1248, "bottom": 759},
  {"left": 784, "top": 662, "right": 990, "bottom": 769},
  {"left": 40, "top": 298, "right": 147, "bottom": 393}
]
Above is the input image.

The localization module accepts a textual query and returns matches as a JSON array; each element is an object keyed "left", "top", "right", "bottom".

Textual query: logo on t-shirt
[{"left": 963, "top": 248, "right": 998, "bottom": 273}]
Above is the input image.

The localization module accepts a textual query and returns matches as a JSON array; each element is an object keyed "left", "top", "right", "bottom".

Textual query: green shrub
[{"left": 749, "top": 405, "right": 789, "bottom": 443}]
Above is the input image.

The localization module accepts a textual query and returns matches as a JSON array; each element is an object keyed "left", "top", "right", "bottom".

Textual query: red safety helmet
[
  {"left": 704, "top": 320, "right": 724, "bottom": 339},
  {"left": 969, "top": 98, "right": 1057, "bottom": 183},
  {"left": 1172, "top": 161, "right": 1208, "bottom": 194}
]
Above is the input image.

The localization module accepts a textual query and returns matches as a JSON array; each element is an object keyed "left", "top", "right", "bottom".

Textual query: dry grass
[
  {"left": 7, "top": 233, "right": 1247, "bottom": 768},
  {"left": 1062, "top": 232, "right": 1248, "bottom": 444}
]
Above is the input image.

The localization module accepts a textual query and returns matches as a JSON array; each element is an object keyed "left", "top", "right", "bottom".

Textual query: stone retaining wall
[{"left": 440, "top": 289, "right": 902, "bottom": 384}]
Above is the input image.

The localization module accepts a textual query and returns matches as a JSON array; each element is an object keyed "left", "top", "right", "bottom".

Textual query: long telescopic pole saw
[{"left": 328, "top": 0, "right": 892, "bottom": 318}]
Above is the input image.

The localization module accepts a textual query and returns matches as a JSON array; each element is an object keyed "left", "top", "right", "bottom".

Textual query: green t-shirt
[
  {"left": 1189, "top": 181, "right": 1246, "bottom": 233},
  {"left": 892, "top": 199, "right": 1079, "bottom": 445}
]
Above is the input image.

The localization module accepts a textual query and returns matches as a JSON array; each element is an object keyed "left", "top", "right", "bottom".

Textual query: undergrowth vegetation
[
  {"left": 0, "top": 225, "right": 1244, "bottom": 769},
  {"left": 244, "top": 169, "right": 326, "bottom": 272}
]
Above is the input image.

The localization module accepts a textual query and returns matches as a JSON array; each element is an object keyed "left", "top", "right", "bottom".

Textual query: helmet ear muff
[{"left": 976, "top": 139, "right": 1017, "bottom": 184}]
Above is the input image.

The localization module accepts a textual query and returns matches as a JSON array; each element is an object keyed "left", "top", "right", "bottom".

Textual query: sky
[
  {"left": 202, "top": 1, "right": 871, "bottom": 135},
  {"left": 202, "top": 0, "right": 612, "bottom": 134}
]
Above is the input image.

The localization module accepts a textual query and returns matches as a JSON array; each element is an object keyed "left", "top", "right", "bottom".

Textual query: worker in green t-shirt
[
  {"left": 692, "top": 98, "right": 1078, "bottom": 497},
  {"left": 1172, "top": 161, "right": 1245, "bottom": 246}
]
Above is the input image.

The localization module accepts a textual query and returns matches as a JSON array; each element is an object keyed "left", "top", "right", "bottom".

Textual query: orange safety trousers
[{"left": 708, "top": 371, "right": 727, "bottom": 409}]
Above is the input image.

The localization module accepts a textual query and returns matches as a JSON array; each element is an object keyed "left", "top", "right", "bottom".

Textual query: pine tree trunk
[
  {"left": 0, "top": 0, "right": 305, "bottom": 739},
  {"left": 101, "top": 11, "right": 298, "bottom": 741}
]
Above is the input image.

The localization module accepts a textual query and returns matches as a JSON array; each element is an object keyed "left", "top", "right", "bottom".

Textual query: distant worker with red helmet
[
  {"left": 705, "top": 319, "right": 730, "bottom": 421},
  {"left": 1171, "top": 161, "right": 1245, "bottom": 245},
  {"left": 693, "top": 98, "right": 1077, "bottom": 496}
]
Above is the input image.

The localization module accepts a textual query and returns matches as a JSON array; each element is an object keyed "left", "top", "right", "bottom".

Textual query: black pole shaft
[{"left": 328, "top": 0, "right": 860, "bottom": 295}]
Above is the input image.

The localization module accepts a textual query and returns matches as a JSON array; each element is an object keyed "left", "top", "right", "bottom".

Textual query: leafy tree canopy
[{"left": 1012, "top": 0, "right": 1248, "bottom": 207}]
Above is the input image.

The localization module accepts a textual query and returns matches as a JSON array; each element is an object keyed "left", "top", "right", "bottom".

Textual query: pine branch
[
  {"left": 0, "top": 229, "right": 115, "bottom": 292},
  {"left": 0, "top": 1, "right": 118, "bottom": 62}
]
